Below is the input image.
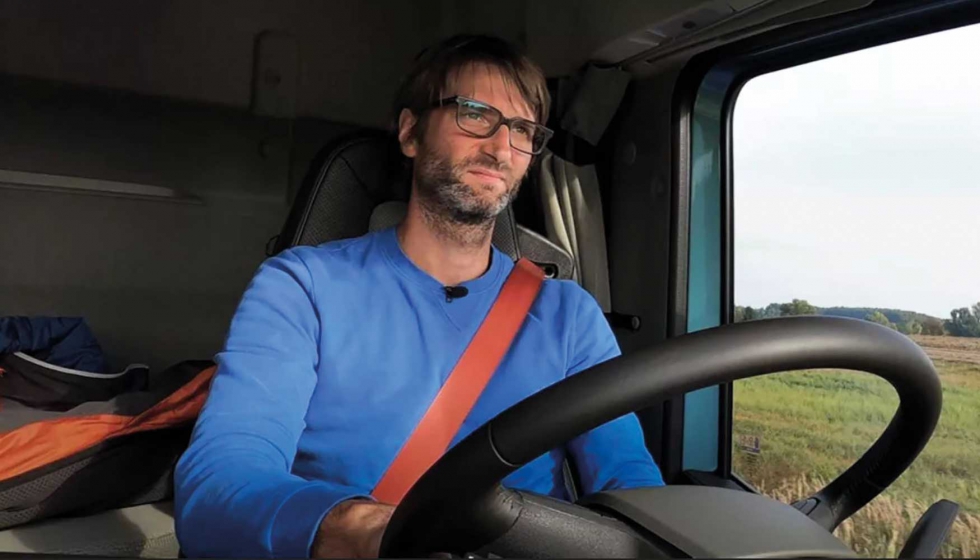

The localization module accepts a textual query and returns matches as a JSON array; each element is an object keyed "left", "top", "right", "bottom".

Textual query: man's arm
[
  {"left": 563, "top": 288, "right": 666, "bottom": 494},
  {"left": 174, "top": 249, "right": 377, "bottom": 558}
]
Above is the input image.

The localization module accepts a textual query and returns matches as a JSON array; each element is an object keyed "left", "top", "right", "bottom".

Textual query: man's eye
[
  {"left": 462, "top": 110, "right": 487, "bottom": 122},
  {"left": 513, "top": 123, "right": 534, "bottom": 138}
]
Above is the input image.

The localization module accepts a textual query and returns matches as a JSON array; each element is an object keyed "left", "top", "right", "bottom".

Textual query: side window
[{"left": 731, "top": 23, "right": 980, "bottom": 558}]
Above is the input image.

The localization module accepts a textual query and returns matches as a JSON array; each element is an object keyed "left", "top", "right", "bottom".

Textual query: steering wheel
[{"left": 378, "top": 316, "right": 942, "bottom": 558}]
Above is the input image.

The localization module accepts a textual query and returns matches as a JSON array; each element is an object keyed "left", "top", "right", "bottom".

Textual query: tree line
[{"left": 734, "top": 299, "right": 980, "bottom": 338}]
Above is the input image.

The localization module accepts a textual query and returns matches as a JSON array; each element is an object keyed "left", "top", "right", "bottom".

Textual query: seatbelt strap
[{"left": 372, "top": 258, "right": 545, "bottom": 505}]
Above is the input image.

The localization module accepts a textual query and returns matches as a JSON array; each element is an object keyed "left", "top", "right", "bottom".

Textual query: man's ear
[{"left": 397, "top": 108, "right": 419, "bottom": 158}]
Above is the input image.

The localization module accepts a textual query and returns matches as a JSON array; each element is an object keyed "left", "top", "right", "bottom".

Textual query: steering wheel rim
[{"left": 379, "top": 316, "right": 942, "bottom": 558}]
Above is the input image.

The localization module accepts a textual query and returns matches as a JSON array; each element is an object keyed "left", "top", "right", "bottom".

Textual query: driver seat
[{"left": 274, "top": 130, "right": 576, "bottom": 280}]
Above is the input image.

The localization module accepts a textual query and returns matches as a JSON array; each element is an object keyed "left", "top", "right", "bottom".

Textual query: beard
[{"left": 413, "top": 144, "right": 522, "bottom": 232}]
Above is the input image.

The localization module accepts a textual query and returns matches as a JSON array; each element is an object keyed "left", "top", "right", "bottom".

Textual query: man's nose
[{"left": 481, "top": 124, "right": 513, "bottom": 164}]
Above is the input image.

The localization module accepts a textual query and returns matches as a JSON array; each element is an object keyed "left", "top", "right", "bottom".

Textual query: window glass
[{"left": 732, "top": 22, "right": 980, "bottom": 558}]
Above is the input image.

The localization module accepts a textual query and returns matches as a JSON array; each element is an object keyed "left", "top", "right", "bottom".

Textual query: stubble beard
[{"left": 413, "top": 144, "right": 522, "bottom": 248}]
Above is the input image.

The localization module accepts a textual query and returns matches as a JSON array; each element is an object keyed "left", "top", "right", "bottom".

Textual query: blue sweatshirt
[{"left": 174, "top": 227, "right": 664, "bottom": 558}]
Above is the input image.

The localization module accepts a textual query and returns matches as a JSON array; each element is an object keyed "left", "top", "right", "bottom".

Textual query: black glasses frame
[{"left": 431, "top": 95, "right": 554, "bottom": 155}]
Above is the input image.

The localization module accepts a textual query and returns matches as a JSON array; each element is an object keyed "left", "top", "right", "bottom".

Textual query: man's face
[{"left": 399, "top": 65, "right": 536, "bottom": 226}]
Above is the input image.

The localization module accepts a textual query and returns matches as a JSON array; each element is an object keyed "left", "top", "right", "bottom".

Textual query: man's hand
[{"left": 311, "top": 499, "right": 395, "bottom": 558}]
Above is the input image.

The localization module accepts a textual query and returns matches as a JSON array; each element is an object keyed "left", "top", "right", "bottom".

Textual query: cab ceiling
[{"left": 0, "top": 0, "right": 867, "bottom": 127}]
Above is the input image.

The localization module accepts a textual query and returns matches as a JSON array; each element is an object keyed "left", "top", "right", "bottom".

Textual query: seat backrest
[{"left": 275, "top": 131, "right": 575, "bottom": 280}]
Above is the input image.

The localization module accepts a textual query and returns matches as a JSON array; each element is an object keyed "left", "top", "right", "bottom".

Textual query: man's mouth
[{"left": 467, "top": 167, "right": 506, "bottom": 182}]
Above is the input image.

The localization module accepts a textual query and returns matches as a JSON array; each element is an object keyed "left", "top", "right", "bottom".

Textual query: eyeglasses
[{"left": 432, "top": 96, "right": 554, "bottom": 155}]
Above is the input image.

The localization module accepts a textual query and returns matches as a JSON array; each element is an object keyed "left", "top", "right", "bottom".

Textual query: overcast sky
[{"left": 733, "top": 22, "right": 980, "bottom": 319}]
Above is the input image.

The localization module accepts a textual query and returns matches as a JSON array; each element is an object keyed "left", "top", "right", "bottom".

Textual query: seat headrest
[
  {"left": 276, "top": 131, "right": 408, "bottom": 251},
  {"left": 275, "top": 130, "right": 576, "bottom": 280},
  {"left": 369, "top": 201, "right": 408, "bottom": 233},
  {"left": 275, "top": 131, "right": 523, "bottom": 253}
]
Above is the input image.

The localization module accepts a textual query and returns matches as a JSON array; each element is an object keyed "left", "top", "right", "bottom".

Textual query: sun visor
[{"left": 557, "top": 65, "right": 631, "bottom": 147}]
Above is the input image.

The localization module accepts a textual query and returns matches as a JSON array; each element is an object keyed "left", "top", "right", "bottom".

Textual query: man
[{"left": 174, "top": 34, "right": 664, "bottom": 559}]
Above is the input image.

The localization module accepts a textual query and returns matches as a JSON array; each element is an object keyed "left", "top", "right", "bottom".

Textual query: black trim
[
  {"left": 659, "top": 397, "right": 686, "bottom": 483},
  {"left": 660, "top": 56, "right": 708, "bottom": 483},
  {"left": 679, "top": 0, "right": 980, "bottom": 484},
  {"left": 669, "top": 57, "right": 707, "bottom": 339},
  {"left": 717, "top": 385, "right": 733, "bottom": 477},
  {"left": 717, "top": 70, "right": 752, "bottom": 478},
  {"left": 716, "top": 73, "right": 743, "bottom": 480}
]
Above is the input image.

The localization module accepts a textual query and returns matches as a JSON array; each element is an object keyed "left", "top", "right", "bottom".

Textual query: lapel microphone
[{"left": 444, "top": 286, "right": 469, "bottom": 302}]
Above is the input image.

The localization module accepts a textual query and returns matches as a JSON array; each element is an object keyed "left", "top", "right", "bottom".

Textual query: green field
[{"left": 733, "top": 340, "right": 980, "bottom": 558}]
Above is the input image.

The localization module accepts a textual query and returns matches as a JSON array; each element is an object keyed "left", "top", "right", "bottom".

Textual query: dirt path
[{"left": 910, "top": 335, "right": 980, "bottom": 365}]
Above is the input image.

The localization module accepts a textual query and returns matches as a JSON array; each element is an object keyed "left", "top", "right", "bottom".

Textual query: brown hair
[{"left": 392, "top": 34, "right": 551, "bottom": 140}]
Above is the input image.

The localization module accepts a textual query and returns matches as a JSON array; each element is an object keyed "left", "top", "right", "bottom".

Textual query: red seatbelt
[{"left": 371, "top": 258, "right": 545, "bottom": 505}]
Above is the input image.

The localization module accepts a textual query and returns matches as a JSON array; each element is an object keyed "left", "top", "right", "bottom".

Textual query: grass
[
  {"left": 755, "top": 473, "right": 980, "bottom": 558},
  {"left": 732, "top": 337, "right": 980, "bottom": 558}
]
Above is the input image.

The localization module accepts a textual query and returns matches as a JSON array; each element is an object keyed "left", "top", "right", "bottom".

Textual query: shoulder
[
  {"left": 530, "top": 275, "right": 619, "bottom": 376},
  {"left": 531, "top": 274, "right": 606, "bottom": 331},
  {"left": 270, "top": 231, "right": 386, "bottom": 282},
  {"left": 280, "top": 232, "right": 377, "bottom": 267},
  {"left": 536, "top": 276, "right": 602, "bottom": 313}
]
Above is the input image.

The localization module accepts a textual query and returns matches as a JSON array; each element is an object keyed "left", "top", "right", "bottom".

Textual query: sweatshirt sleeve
[
  {"left": 174, "top": 249, "right": 373, "bottom": 558},
  {"left": 563, "top": 288, "right": 666, "bottom": 494}
]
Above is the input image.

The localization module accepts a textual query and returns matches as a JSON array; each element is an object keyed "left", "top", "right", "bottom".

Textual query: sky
[{"left": 733, "top": 22, "right": 980, "bottom": 319}]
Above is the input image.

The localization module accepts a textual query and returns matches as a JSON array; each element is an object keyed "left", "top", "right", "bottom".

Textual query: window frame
[{"left": 673, "top": 0, "right": 980, "bottom": 488}]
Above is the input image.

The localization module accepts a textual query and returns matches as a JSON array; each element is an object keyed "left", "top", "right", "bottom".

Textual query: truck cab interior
[{"left": 1, "top": 0, "right": 976, "bottom": 557}]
